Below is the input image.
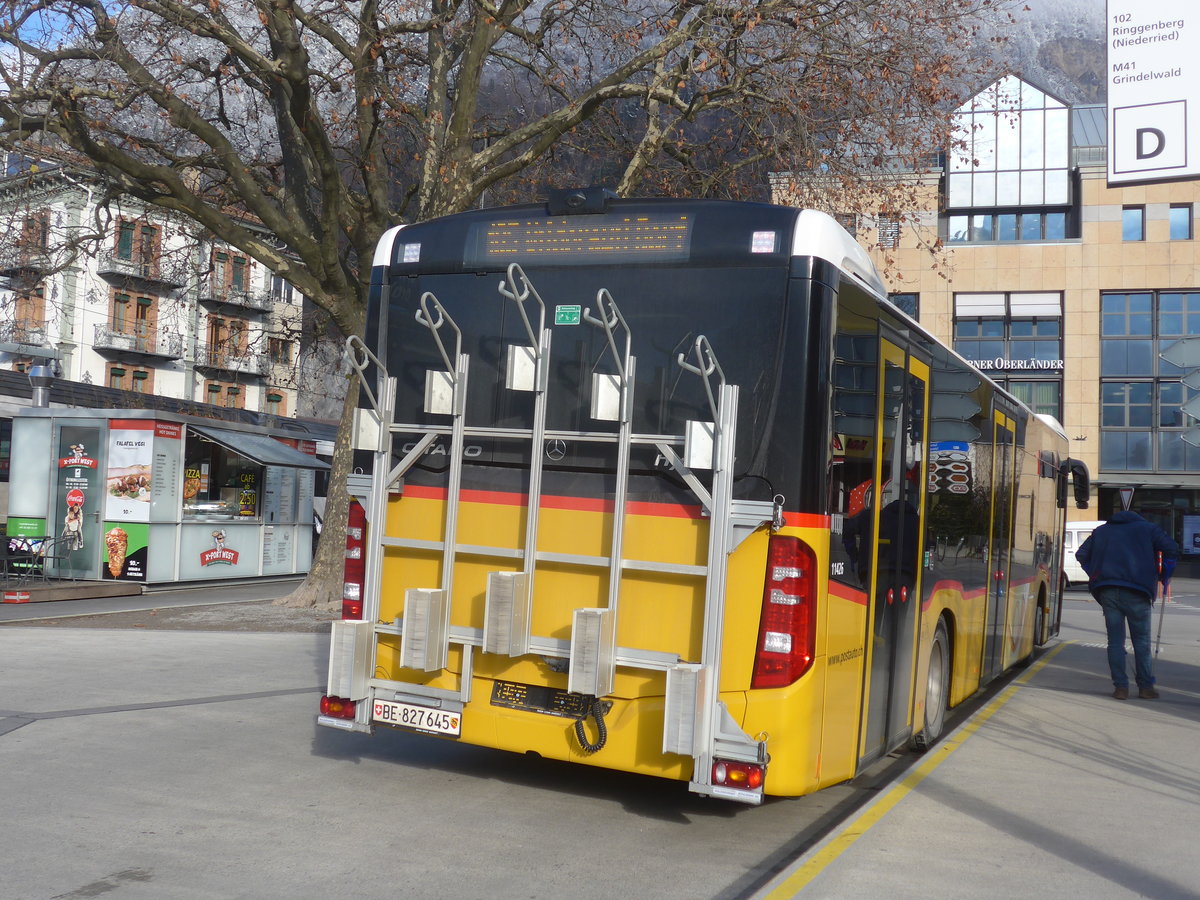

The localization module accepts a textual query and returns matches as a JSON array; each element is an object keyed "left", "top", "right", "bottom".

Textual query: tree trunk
[{"left": 275, "top": 374, "right": 360, "bottom": 611}]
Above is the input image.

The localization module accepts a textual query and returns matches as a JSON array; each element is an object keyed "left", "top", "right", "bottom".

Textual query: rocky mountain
[{"left": 982, "top": 0, "right": 1107, "bottom": 103}]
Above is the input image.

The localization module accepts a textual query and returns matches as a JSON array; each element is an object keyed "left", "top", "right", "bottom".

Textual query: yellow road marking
[{"left": 759, "top": 641, "right": 1070, "bottom": 898}]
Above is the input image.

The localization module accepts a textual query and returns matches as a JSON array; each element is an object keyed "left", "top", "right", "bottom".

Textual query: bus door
[
  {"left": 981, "top": 408, "right": 1017, "bottom": 682},
  {"left": 859, "top": 340, "right": 929, "bottom": 765}
]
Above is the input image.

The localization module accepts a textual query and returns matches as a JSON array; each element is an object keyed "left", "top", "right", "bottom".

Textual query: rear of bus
[{"left": 321, "top": 194, "right": 877, "bottom": 801}]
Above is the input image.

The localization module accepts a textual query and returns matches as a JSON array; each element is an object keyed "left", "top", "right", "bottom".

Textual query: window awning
[{"left": 190, "top": 425, "right": 331, "bottom": 470}]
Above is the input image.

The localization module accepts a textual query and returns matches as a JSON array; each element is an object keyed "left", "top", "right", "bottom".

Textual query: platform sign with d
[{"left": 1107, "top": 0, "right": 1199, "bottom": 185}]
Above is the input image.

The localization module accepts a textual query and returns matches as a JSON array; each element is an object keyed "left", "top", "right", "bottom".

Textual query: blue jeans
[{"left": 1096, "top": 586, "right": 1155, "bottom": 689}]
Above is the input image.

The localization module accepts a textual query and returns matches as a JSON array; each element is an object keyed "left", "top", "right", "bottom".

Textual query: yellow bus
[{"left": 319, "top": 190, "right": 1090, "bottom": 803}]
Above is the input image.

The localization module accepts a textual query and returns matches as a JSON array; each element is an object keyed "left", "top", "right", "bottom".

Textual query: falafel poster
[
  {"left": 105, "top": 421, "right": 155, "bottom": 521},
  {"left": 105, "top": 420, "right": 183, "bottom": 522}
]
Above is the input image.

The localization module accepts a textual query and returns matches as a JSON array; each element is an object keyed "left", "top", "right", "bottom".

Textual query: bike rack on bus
[{"left": 337, "top": 265, "right": 769, "bottom": 800}]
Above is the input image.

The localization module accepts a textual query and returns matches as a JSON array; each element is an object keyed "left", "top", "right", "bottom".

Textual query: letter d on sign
[{"left": 1137, "top": 128, "right": 1166, "bottom": 160}]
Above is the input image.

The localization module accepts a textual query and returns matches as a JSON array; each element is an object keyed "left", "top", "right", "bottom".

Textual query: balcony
[
  {"left": 96, "top": 251, "right": 188, "bottom": 289},
  {"left": 0, "top": 321, "right": 53, "bottom": 355},
  {"left": 0, "top": 245, "right": 54, "bottom": 275},
  {"left": 195, "top": 345, "right": 270, "bottom": 377},
  {"left": 197, "top": 280, "right": 274, "bottom": 314},
  {"left": 92, "top": 324, "right": 184, "bottom": 361}
]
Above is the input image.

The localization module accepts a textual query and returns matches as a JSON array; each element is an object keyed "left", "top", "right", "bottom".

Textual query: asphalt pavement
[
  {"left": 754, "top": 579, "right": 1200, "bottom": 899},
  {"left": 5, "top": 576, "right": 1200, "bottom": 898}
]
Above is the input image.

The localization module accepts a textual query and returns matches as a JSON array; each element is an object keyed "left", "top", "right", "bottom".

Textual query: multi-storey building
[
  {"left": 0, "top": 153, "right": 310, "bottom": 419},
  {"left": 777, "top": 74, "right": 1200, "bottom": 568}
]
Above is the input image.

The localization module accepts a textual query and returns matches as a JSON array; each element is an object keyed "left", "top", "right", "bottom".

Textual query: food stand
[{"left": 6, "top": 409, "right": 328, "bottom": 583}]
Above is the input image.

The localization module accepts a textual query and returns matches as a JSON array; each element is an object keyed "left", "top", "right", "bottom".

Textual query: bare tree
[{"left": 0, "top": 0, "right": 1013, "bottom": 607}]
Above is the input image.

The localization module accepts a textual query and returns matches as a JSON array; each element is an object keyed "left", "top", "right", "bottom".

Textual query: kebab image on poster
[{"left": 102, "top": 522, "right": 148, "bottom": 581}]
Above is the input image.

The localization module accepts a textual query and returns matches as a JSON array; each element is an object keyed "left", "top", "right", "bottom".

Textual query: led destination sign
[{"left": 465, "top": 213, "right": 693, "bottom": 265}]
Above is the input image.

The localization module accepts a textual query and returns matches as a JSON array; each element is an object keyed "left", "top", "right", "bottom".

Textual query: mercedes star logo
[{"left": 545, "top": 439, "right": 567, "bottom": 461}]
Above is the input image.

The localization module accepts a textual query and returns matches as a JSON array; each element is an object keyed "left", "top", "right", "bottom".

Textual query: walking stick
[{"left": 1155, "top": 551, "right": 1167, "bottom": 657}]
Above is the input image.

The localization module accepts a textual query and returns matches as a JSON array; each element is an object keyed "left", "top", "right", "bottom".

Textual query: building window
[
  {"left": 954, "top": 292, "right": 1063, "bottom": 420},
  {"left": 14, "top": 284, "right": 46, "bottom": 340},
  {"left": 112, "top": 292, "right": 131, "bottom": 332},
  {"left": 116, "top": 220, "right": 158, "bottom": 263},
  {"left": 1122, "top": 206, "right": 1145, "bottom": 241},
  {"left": 203, "top": 380, "right": 244, "bottom": 410},
  {"left": 1170, "top": 204, "right": 1193, "bottom": 240},
  {"left": 1009, "top": 381, "right": 1062, "bottom": 419},
  {"left": 214, "top": 249, "right": 250, "bottom": 292},
  {"left": 948, "top": 210, "right": 1068, "bottom": 243},
  {"left": 269, "top": 274, "right": 294, "bottom": 304},
  {"left": 108, "top": 366, "right": 127, "bottom": 390},
  {"left": 117, "top": 223, "right": 136, "bottom": 260},
  {"left": 135, "top": 296, "right": 155, "bottom": 349},
  {"left": 131, "top": 370, "right": 151, "bottom": 393},
  {"left": 834, "top": 213, "right": 858, "bottom": 238},
  {"left": 267, "top": 337, "right": 293, "bottom": 365},
  {"left": 266, "top": 392, "right": 284, "bottom": 416},
  {"left": 22, "top": 212, "right": 50, "bottom": 250},
  {"left": 1100, "top": 291, "right": 1200, "bottom": 471},
  {"left": 890, "top": 293, "right": 919, "bottom": 319}
]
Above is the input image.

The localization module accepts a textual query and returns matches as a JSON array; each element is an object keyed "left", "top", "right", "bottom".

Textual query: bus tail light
[
  {"left": 751, "top": 535, "right": 817, "bottom": 689},
  {"left": 320, "top": 695, "right": 357, "bottom": 719},
  {"left": 342, "top": 499, "right": 367, "bottom": 619},
  {"left": 712, "top": 759, "right": 764, "bottom": 790}
]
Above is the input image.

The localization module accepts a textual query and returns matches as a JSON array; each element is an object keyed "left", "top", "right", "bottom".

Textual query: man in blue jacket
[{"left": 1076, "top": 511, "right": 1179, "bottom": 700}]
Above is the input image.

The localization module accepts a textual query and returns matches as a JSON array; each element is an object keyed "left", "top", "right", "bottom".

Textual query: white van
[{"left": 1063, "top": 520, "right": 1105, "bottom": 587}]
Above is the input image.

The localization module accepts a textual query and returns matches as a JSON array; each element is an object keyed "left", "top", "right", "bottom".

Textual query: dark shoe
[
  {"left": 1139, "top": 687, "right": 1160, "bottom": 699},
  {"left": 1113, "top": 687, "right": 1129, "bottom": 700}
]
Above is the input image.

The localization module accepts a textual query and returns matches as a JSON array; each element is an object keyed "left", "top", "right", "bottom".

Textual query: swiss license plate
[{"left": 372, "top": 699, "right": 461, "bottom": 737}]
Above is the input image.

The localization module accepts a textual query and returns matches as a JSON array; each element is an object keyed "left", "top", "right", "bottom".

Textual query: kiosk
[{"left": 6, "top": 409, "right": 328, "bottom": 583}]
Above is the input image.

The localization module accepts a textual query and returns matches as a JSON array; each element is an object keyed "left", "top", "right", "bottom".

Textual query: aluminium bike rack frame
[{"left": 335, "top": 263, "right": 774, "bottom": 800}]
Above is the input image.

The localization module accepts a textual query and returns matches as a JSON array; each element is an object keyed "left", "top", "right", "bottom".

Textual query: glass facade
[
  {"left": 1100, "top": 291, "right": 1200, "bottom": 471},
  {"left": 945, "top": 76, "right": 1074, "bottom": 245},
  {"left": 953, "top": 292, "right": 1064, "bottom": 421}
]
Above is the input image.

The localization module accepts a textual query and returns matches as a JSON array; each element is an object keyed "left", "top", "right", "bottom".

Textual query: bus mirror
[{"left": 1069, "top": 458, "right": 1091, "bottom": 509}]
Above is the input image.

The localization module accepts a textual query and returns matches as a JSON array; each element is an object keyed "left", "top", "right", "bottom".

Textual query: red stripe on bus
[
  {"left": 401, "top": 485, "right": 836, "bottom": 526},
  {"left": 828, "top": 580, "right": 868, "bottom": 606},
  {"left": 781, "top": 512, "right": 830, "bottom": 528}
]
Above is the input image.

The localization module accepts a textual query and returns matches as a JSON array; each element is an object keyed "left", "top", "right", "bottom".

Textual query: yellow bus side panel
[
  {"left": 815, "top": 586, "right": 869, "bottom": 790},
  {"left": 922, "top": 586, "right": 986, "bottom": 708}
]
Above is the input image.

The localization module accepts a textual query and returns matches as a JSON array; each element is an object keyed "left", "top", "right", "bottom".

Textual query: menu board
[
  {"left": 261, "top": 525, "right": 295, "bottom": 572},
  {"left": 262, "top": 467, "right": 282, "bottom": 523},
  {"left": 262, "top": 467, "right": 299, "bottom": 524}
]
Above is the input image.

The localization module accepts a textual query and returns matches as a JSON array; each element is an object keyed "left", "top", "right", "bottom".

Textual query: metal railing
[{"left": 92, "top": 324, "right": 184, "bottom": 359}]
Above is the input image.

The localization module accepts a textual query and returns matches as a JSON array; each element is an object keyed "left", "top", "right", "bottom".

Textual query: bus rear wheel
[{"left": 912, "top": 620, "right": 949, "bottom": 752}]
